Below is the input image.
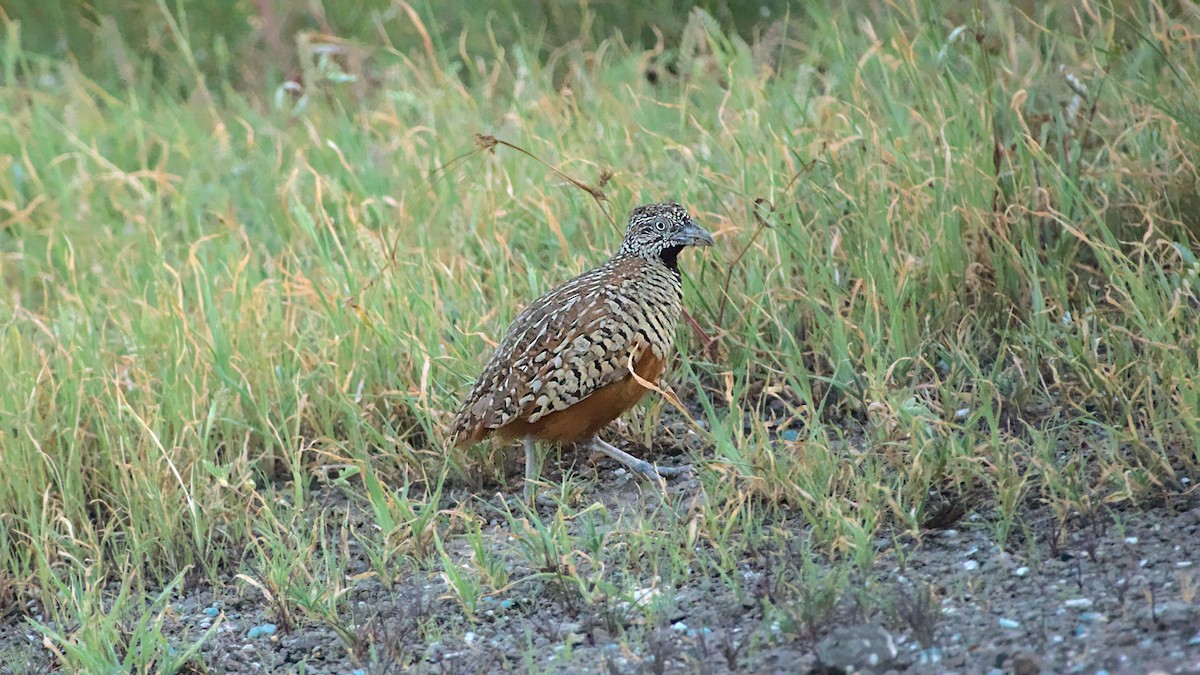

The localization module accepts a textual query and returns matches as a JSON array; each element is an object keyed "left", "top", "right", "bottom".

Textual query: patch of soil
[{"left": 3, "top": 450, "right": 1199, "bottom": 674}]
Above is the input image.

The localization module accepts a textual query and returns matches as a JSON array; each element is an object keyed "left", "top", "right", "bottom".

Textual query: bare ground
[{"left": 2, "top": 446, "right": 1198, "bottom": 675}]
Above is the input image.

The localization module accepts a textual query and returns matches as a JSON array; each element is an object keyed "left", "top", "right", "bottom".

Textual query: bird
[{"left": 450, "top": 202, "right": 714, "bottom": 501}]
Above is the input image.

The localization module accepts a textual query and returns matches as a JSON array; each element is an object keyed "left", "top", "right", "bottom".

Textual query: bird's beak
[{"left": 673, "top": 221, "right": 715, "bottom": 247}]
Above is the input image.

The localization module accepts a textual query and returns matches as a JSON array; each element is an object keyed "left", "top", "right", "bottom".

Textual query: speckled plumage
[
  {"left": 450, "top": 204, "right": 712, "bottom": 497},
  {"left": 452, "top": 254, "right": 682, "bottom": 443}
]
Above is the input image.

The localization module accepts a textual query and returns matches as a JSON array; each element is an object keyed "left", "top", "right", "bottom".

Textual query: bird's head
[{"left": 618, "top": 202, "right": 714, "bottom": 268}]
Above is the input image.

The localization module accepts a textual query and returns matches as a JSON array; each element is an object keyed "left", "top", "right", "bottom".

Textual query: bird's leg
[
  {"left": 523, "top": 437, "right": 540, "bottom": 503},
  {"left": 590, "top": 436, "right": 692, "bottom": 479}
]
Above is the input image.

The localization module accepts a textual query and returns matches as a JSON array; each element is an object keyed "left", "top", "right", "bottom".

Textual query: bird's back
[{"left": 451, "top": 254, "right": 683, "bottom": 446}]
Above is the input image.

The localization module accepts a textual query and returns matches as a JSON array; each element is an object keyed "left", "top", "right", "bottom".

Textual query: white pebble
[
  {"left": 1014, "top": 566, "right": 1030, "bottom": 577},
  {"left": 998, "top": 618, "right": 1020, "bottom": 629},
  {"left": 1124, "top": 537, "right": 1139, "bottom": 545},
  {"left": 1064, "top": 598, "right": 1094, "bottom": 609},
  {"left": 963, "top": 560, "right": 979, "bottom": 571}
]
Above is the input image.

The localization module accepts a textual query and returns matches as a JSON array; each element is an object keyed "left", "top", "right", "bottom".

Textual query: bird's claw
[{"left": 631, "top": 461, "right": 693, "bottom": 480}]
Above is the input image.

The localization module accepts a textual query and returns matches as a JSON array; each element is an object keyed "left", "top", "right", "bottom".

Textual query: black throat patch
[{"left": 660, "top": 245, "right": 684, "bottom": 271}]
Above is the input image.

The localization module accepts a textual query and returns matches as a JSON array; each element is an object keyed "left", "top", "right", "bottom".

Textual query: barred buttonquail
[{"left": 451, "top": 203, "right": 713, "bottom": 499}]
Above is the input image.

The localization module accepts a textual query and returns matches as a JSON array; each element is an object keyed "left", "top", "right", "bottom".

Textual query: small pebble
[
  {"left": 1124, "top": 537, "right": 1139, "bottom": 545},
  {"left": 246, "top": 623, "right": 277, "bottom": 639},
  {"left": 1080, "top": 612, "right": 1106, "bottom": 624},
  {"left": 203, "top": 606, "right": 220, "bottom": 617},
  {"left": 1014, "top": 566, "right": 1030, "bottom": 577},
  {"left": 963, "top": 560, "right": 979, "bottom": 571},
  {"left": 1188, "top": 632, "right": 1200, "bottom": 646},
  {"left": 916, "top": 647, "right": 942, "bottom": 664},
  {"left": 199, "top": 620, "right": 211, "bottom": 630},
  {"left": 998, "top": 618, "right": 1020, "bottom": 629},
  {"left": 1064, "top": 598, "right": 1093, "bottom": 609},
  {"left": 672, "top": 621, "right": 688, "bottom": 632},
  {"left": 241, "top": 644, "right": 255, "bottom": 653}
]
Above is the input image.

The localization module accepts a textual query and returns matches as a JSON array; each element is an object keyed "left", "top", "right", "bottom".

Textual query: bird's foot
[
  {"left": 626, "top": 459, "right": 693, "bottom": 479},
  {"left": 592, "top": 437, "right": 692, "bottom": 483},
  {"left": 650, "top": 463, "right": 693, "bottom": 478},
  {"left": 518, "top": 483, "right": 557, "bottom": 508}
]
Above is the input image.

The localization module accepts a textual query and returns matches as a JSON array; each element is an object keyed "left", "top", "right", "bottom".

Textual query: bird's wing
[{"left": 451, "top": 259, "right": 653, "bottom": 442}]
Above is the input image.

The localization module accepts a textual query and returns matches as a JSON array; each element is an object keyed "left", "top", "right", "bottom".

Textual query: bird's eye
[{"left": 653, "top": 219, "right": 667, "bottom": 232}]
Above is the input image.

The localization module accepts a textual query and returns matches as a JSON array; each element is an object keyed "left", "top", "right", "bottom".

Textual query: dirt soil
[{"left": 2, "top": 452, "right": 1198, "bottom": 675}]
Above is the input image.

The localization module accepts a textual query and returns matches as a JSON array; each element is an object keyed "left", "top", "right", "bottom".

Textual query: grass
[{"left": 1, "top": 0, "right": 1199, "bottom": 671}]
